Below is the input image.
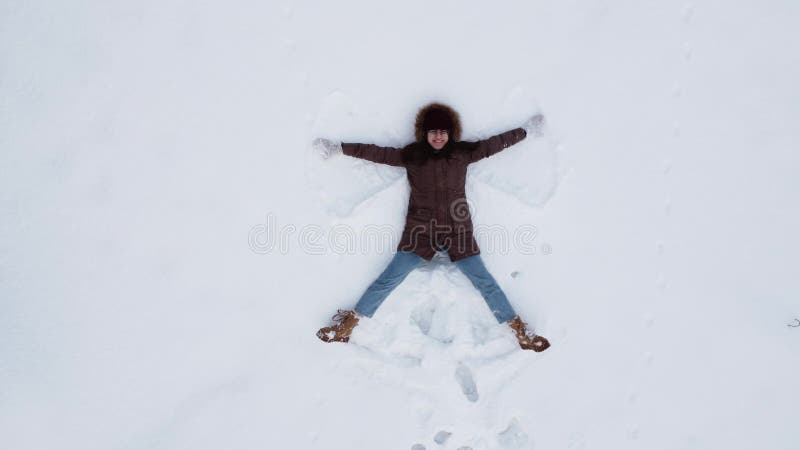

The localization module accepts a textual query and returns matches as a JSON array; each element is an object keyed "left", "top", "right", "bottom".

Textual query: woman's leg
[
  {"left": 353, "top": 251, "right": 425, "bottom": 318},
  {"left": 454, "top": 254, "right": 518, "bottom": 323}
]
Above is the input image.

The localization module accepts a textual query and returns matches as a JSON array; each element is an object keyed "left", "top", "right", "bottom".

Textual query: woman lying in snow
[{"left": 313, "top": 102, "right": 550, "bottom": 352}]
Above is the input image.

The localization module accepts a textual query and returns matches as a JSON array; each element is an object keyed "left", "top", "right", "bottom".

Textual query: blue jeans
[{"left": 353, "top": 247, "right": 518, "bottom": 323}]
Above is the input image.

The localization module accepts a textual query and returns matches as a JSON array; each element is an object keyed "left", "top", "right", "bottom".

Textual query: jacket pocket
[
  {"left": 411, "top": 208, "right": 432, "bottom": 219},
  {"left": 406, "top": 207, "right": 433, "bottom": 232}
]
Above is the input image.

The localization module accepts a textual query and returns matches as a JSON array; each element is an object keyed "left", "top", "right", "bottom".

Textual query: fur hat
[{"left": 414, "top": 102, "right": 462, "bottom": 143}]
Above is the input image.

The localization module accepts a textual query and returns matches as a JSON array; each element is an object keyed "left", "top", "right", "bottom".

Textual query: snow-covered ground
[{"left": 2, "top": 1, "right": 799, "bottom": 449}]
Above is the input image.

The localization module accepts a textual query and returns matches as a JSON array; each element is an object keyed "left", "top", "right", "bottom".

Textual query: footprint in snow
[
  {"left": 434, "top": 430, "right": 451, "bottom": 444},
  {"left": 410, "top": 303, "right": 435, "bottom": 336},
  {"left": 497, "top": 418, "right": 529, "bottom": 449},
  {"left": 455, "top": 363, "right": 479, "bottom": 402}
]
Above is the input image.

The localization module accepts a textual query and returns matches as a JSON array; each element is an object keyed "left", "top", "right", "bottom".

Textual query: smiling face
[{"left": 427, "top": 129, "right": 449, "bottom": 150}]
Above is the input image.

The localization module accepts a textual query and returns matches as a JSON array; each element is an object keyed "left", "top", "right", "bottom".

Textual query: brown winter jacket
[{"left": 342, "top": 104, "right": 527, "bottom": 262}]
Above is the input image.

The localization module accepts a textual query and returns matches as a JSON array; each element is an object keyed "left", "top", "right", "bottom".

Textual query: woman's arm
[
  {"left": 341, "top": 142, "right": 406, "bottom": 167},
  {"left": 463, "top": 128, "right": 528, "bottom": 163},
  {"left": 314, "top": 138, "right": 406, "bottom": 167},
  {"left": 463, "top": 114, "right": 544, "bottom": 163}
]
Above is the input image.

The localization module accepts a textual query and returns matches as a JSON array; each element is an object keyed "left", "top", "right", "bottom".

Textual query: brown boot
[
  {"left": 316, "top": 309, "right": 360, "bottom": 343},
  {"left": 507, "top": 316, "right": 550, "bottom": 352}
]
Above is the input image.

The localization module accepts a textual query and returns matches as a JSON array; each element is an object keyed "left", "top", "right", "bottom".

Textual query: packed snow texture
[{"left": 2, "top": 1, "right": 800, "bottom": 449}]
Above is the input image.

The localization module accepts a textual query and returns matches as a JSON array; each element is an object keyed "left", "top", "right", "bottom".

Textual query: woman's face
[{"left": 427, "top": 129, "right": 449, "bottom": 150}]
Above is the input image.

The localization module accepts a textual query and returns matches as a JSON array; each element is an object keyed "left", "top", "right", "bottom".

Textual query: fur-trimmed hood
[
  {"left": 414, "top": 102, "right": 462, "bottom": 143},
  {"left": 401, "top": 102, "right": 464, "bottom": 166}
]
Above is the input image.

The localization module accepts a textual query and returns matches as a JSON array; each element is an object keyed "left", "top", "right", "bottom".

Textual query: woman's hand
[
  {"left": 313, "top": 138, "right": 343, "bottom": 160},
  {"left": 522, "top": 113, "right": 545, "bottom": 137}
]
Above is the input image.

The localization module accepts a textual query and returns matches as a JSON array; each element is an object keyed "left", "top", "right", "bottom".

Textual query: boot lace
[
  {"left": 331, "top": 309, "right": 354, "bottom": 323},
  {"left": 515, "top": 317, "right": 536, "bottom": 339},
  {"left": 522, "top": 327, "right": 536, "bottom": 340}
]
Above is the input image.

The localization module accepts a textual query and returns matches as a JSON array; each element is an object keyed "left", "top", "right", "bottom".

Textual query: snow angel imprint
[{"left": 313, "top": 102, "right": 550, "bottom": 352}]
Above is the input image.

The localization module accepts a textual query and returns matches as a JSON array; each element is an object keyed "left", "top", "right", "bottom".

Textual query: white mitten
[
  {"left": 313, "top": 138, "right": 343, "bottom": 160},
  {"left": 522, "top": 113, "right": 545, "bottom": 137}
]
